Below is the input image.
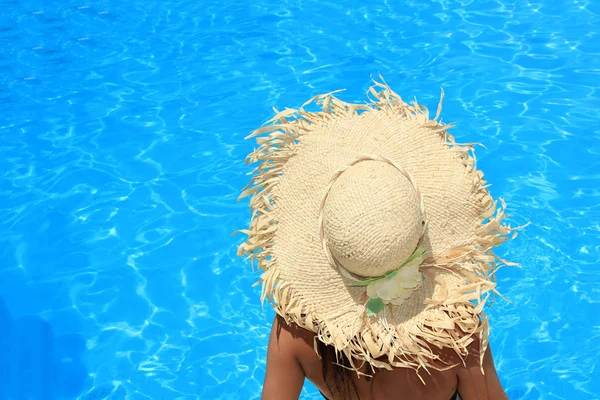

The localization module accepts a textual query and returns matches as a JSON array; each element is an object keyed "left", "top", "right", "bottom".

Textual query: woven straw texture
[
  {"left": 237, "top": 77, "right": 519, "bottom": 375},
  {"left": 321, "top": 159, "right": 425, "bottom": 278}
]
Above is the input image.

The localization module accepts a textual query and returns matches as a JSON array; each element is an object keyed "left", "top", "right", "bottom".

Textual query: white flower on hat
[{"left": 342, "top": 247, "right": 426, "bottom": 316}]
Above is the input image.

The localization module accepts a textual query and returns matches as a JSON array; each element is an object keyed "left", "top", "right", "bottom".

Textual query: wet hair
[{"left": 317, "top": 339, "right": 365, "bottom": 399}]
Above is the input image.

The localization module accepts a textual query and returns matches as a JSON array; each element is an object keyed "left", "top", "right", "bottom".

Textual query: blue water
[{"left": 0, "top": 0, "right": 598, "bottom": 399}]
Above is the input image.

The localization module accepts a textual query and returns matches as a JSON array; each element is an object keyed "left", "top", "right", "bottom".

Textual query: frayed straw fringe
[{"left": 236, "top": 75, "right": 522, "bottom": 377}]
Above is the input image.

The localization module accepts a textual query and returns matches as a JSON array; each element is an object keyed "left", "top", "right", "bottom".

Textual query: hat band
[{"left": 317, "top": 154, "right": 429, "bottom": 278}]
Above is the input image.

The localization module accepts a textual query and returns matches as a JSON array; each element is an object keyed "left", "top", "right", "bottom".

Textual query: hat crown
[{"left": 322, "top": 160, "right": 425, "bottom": 278}]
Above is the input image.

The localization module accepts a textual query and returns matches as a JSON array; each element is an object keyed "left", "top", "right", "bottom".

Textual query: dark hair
[{"left": 317, "top": 339, "right": 368, "bottom": 400}]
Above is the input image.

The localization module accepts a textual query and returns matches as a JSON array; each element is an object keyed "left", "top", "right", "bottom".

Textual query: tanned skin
[{"left": 262, "top": 315, "right": 509, "bottom": 400}]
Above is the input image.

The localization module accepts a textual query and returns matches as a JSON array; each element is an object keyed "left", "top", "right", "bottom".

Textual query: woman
[
  {"left": 262, "top": 314, "right": 507, "bottom": 399},
  {"left": 238, "top": 78, "right": 520, "bottom": 399}
]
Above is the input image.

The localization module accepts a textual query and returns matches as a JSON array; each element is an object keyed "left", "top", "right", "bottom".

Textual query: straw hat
[{"left": 237, "top": 77, "right": 520, "bottom": 375}]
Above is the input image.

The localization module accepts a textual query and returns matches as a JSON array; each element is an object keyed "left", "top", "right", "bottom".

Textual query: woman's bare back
[{"left": 262, "top": 316, "right": 508, "bottom": 400}]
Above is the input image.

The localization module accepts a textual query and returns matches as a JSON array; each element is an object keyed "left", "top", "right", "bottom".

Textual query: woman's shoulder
[{"left": 271, "top": 315, "right": 319, "bottom": 360}]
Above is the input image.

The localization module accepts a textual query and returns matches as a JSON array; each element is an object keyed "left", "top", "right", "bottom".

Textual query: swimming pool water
[{"left": 0, "top": 0, "right": 599, "bottom": 399}]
